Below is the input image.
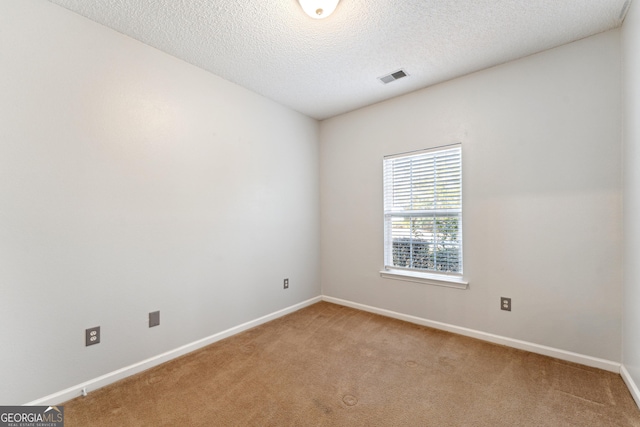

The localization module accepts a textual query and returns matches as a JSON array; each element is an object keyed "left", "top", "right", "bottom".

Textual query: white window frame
[{"left": 380, "top": 144, "right": 468, "bottom": 289}]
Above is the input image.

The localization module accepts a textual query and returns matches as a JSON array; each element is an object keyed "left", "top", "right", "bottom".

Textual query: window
[{"left": 382, "top": 145, "right": 465, "bottom": 287}]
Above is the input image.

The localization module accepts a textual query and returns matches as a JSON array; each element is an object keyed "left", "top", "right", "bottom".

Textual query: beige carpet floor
[{"left": 64, "top": 302, "right": 640, "bottom": 426}]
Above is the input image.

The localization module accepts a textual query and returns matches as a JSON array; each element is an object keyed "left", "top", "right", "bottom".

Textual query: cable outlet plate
[
  {"left": 501, "top": 297, "right": 512, "bottom": 311},
  {"left": 284, "top": 278, "right": 289, "bottom": 289},
  {"left": 149, "top": 311, "right": 160, "bottom": 328},
  {"left": 85, "top": 326, "right": 100, "bottom": 346}
]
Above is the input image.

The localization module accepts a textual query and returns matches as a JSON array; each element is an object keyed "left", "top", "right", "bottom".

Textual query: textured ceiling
[{"left": 47, "top": 0, "right": 630, "bottom": 120}]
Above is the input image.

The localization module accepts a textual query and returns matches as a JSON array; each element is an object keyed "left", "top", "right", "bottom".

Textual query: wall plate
[
  {"left": 86, "top": 326, "right": 100, "bottom": 346},
  {"left": 149, "top": 311, "right": 160, "bottom": 328}
]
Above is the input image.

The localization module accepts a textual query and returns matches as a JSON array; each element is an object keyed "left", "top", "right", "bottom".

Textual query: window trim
[
  {"left": 382, "top": 144, "right": 466, "bottom": 288},
  {"left": 379, "top": 268, "right": 469, "bottom": 290}
]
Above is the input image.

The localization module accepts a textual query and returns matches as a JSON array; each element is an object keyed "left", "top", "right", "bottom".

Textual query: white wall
[
  {"left": 320, "top": 30, "right": 622, "bottom": 362},
  {"left": 623, "top": 0, "right": 640, "bottom": 398},
  {"left": 0, "top": 0, "right": 320, "bottom": 404}
]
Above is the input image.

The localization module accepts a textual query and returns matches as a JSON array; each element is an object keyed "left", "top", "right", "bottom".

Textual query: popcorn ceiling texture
[{"left": 47, "top": 0, "right": 627, "bottom": 120}]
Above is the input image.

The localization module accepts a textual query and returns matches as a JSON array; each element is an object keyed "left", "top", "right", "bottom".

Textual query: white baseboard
[
  {"left": 621, "top": 364, "right": 640, "bottom": 409},
  {"left": 25, "top": 296, "right": 322, "bottom": 406},
  {"left": 26, "top": 294, "right": 624, "bottom": 406},
  {"left": 322, "top": 296, "right": 621, "bottom": 373}
]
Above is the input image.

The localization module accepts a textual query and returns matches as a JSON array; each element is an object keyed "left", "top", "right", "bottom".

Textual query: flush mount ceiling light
[{"left": 298, "top": 0, "right": 340, "bottom": 19}]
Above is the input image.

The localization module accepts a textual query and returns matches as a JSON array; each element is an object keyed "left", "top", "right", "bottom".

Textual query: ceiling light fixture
[{"left": 298, "top": 0, "right": 340, "bottom": 19}]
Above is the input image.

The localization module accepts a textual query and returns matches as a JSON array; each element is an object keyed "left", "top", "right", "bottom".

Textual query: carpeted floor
[{"left": 63, "top": 302, "right": 640, "bottom": 426}]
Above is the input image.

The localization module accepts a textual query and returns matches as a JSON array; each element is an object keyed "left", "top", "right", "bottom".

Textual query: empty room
[{"left": 2, "top": 0, "right": 640, "bottom": 425}]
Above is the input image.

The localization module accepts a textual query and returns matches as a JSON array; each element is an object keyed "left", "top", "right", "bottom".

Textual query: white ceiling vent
[{"left": 379, "top": 69, "right": 409, "bottom": 84}]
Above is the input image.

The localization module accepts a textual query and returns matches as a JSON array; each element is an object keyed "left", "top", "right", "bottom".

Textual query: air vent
[{"left": 379, "top": 69, "right": 409, "bottom": 84}]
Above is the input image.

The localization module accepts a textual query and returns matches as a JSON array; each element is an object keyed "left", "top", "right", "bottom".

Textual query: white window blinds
[{"left": 383, "top": 145, "right": 462, "bottom": 275}]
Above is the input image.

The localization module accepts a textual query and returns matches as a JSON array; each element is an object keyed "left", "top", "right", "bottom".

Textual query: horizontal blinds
[
  {"left": 383, "top": 146, "right": 462, "bottom": 274},
  {"left": 384, "top": 147, "right": 461, "bottom": 213}
]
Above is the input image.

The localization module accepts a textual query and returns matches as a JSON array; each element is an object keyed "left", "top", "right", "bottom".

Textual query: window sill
[{"left": 379, "top": 269, "right": 469, "bottom": 290}]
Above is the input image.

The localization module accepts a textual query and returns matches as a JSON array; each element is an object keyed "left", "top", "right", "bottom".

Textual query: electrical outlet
[
  {"left": 501, "top": 297, "right": 512, "bottom": 312},
  {"left": 149, "top": 311, "right": 160, "bottom": 328},
  {"left": 284, "top": 278, "right": 289, "bottom": 289},
  {"left": 85, "top": 326, "right": 100, "bottom": 346}
]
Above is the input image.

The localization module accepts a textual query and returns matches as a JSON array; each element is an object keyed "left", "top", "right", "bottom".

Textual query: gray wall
[
  {"left": 623, "top": 0, "right": 640, "bottom": 401},
  {"left": 0, "top": 0, "right": 320, "bottom": 404},
  {"left": 320, "top": 30, "right": 622, "bottom": 362}
]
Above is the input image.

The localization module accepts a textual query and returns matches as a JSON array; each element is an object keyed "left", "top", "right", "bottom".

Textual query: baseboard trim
[
  {"left": 621, "top": 364, "right": 640, "bottom": 409},
  {"left": 26, "top": 294, "right": 624, "bottom": 406},
  {"left": 322, "top": 296, "right": 621, "bottom": 373},
  {"left": 25, "top": 296, "right": 322, "bottom": 406}
]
